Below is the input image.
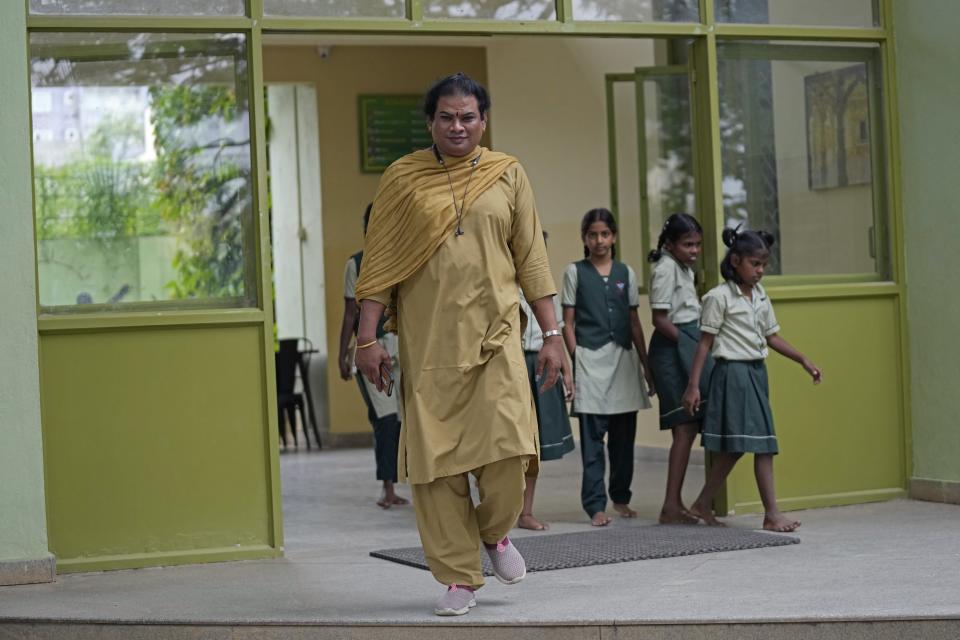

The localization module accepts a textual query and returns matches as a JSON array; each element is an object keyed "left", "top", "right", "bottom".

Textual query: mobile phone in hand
[{"left": 379, "top": 363, "right": 394, "bottom": 396}]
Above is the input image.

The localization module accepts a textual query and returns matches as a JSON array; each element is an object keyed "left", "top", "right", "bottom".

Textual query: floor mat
[{"left": 370, "top": 524, "right": 799, "bottom": 575}]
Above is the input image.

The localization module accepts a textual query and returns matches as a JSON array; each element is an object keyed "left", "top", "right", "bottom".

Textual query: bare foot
[
  {"left": 386, "top": 494, "right": 409, "bottom": 506},
  {"left": 688, "top": 504, "right": 727, "bottom": 527},
  {"left": 763, "top": 512, "right": 800, "bottom": 533},
  {"left": 517, "top": 513, "right": 548, "bottom": 531},
  {"left": 612, "top": 503, "right": 637, "bottom": 518},
  {"left": 590, "top": 512, "right": 613, "bottom": 527},
  {"left": 376, "top": 496, "right": 391, "bottom": 509},
  {"left": 659, "top": 506, "right": 699, "bottom": 525}
]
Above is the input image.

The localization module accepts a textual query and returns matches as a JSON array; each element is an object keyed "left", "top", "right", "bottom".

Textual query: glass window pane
[
  {"left": 425, "top": 0, "right": 556, "bottom": 20},
  {"left": 30, "top": 32, "right": 256, "bottom": 310},
  {"left": 29, "top": 0, "right": 244, "bottom": 16},
  {"left": 717, "top": 43, "right": 888, "bottom": 278},
  {"left": 573, "top": 0, "right": 699, "bottom": 22},
  {"left": 716, "top": 0, "right": 878, "bottom": 28},
  {"left": 641, "top": 73, "right": 695, "bottom": 246},
  {"left": 264, "top": 0, "right": 404, "bottom": 18}
]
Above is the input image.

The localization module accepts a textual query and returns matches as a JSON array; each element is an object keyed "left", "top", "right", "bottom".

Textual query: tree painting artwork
[{"left": 804, "top": 63, "right": 872, "bottom": 191}]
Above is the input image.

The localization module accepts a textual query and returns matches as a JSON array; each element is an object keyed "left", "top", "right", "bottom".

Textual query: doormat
[{"left": 370, "top": 524, "right": 799, "bottom": 575}]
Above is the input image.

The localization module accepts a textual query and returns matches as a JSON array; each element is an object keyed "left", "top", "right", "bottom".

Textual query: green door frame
[{"left": 24, "top": 0, "right": 909, "bottom": 567}]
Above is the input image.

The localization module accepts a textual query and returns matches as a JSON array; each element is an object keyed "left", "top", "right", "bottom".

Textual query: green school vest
[
  {"left": 352, "top": 251, "right": 387, "bottom": 339},
  {"left": 574, "top": 259, "right": 632, "bottom": 350}
]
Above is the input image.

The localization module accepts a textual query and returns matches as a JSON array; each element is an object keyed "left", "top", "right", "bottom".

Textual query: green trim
[
  {"left": 250, "top": 0, "right": 262, "bottom": 20},
  {"left": 714, "top": 25, "right": 886, "bottom": 41},
  {"left": 732, "top": 487, "right": 906, "bottom": 515},
  {"left": 406, "top": 0, "right": 423, "bottom": 22},
  {"left": 556, "top": 0, "right": 572, "bottom": 24},
  {"left": 56, "top": 544, "right": 281, "bottom": 574},
  {"left": 764, "top": 281, "right": 900, "bottom": 302},
  {"left": 634, "top": 72, "right": 649, "bottom": 289},
  {"left": 604, "top": 75, "right": 619, "bottom": 236},
  {"left": 38, "top": 309, "right": 265, "bottom": 333},
  {"left": 879, "top": 0, "right": 912, "bottom": 483},
  {"left": 249, "top": 20, "right": 285, "bottom": 553}
]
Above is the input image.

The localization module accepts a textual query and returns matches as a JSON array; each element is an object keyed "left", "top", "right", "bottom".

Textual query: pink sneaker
[
  {"left": 434, "top": 584, "right": 476, "bottom": 616},
  {"left": 484, "top": 537, "right": 526, "bottom": 585}
]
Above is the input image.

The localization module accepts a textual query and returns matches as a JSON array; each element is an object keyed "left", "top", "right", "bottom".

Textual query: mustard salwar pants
[{"left": 411, "top": 455, "right": 529, "bottom": 588}]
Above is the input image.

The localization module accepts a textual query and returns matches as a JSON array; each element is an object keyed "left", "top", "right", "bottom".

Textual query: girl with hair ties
[
  {"left": 646, "top": 213, "right": 715, "bottom": 524},
  {"left": 682, "top": 226, "right": 822, "bottom": 532}
]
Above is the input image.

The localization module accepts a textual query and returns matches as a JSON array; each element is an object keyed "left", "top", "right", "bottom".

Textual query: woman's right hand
[
  {"left": 355, "top": 340, "right": 392, "bottom": 392},
  {"left": 681, "top": 385, "right": 700, "bottom": 417}
]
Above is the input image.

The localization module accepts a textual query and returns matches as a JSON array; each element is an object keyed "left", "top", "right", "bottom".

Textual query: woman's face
[{"left": 428, "top": 93, "right": 486, "bottom": 158}]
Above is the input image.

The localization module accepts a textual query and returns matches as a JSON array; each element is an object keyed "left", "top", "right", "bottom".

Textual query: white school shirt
[
  {"left": 699, "top": 280, "right": 780, "bottom": 361},
  {"left": 561, "top": 262, "right": 651, "bottom": 415},
  {"left": 343, "top": 256, "right": 401, "bottom": 418},
  {"left": 518, "top": 289, "right": 564, "bottom": 352},
  {"left": 649, "top": 253, "right": 701, "bottom": 324}
]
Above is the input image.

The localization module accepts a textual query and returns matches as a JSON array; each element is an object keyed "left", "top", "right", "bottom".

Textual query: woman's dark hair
[
  {"left": 580, "top": 208, "right": 618, "bottom": 259},
  {"left": 423, "top": 72, "right": 491, "bottom": 120},
  {"left": 362, "top": 202, "right": 373, "bottom": 236},
  {"left": 719, "top": 225, "right": 776, "bottom": 282},
  {"left": 647, "top": 213, "right": 703, "bottom": 262}
]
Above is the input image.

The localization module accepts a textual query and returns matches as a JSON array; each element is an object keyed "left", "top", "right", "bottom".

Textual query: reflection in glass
[
  {"left": 29, "top": 0, "right": 244, "bottom": 15},
  {"left": 716, "top": 0, "right": 878, "bottom": 28},
  {"left": 30, "top": 32, "right": 255, "bottom": 309},
  {"left": 573, "top": 0, "right": 698, "bottom": 22},
  {"left": 424, "top": 0, "right": 555, "bottom": 19},
  {"left": 642, "top": 73, "right": 695, "bottom": 246},
  {"left": 264, "top": 0, "right": 404, "bottom": 18},
  {"left": 717, "top": 43, "right": 886, "bottom": 277}
]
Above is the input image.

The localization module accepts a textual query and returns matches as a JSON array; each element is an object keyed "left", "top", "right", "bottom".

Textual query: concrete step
[{"left": 3, "top": 619, "right": 959, "bottom": 640}]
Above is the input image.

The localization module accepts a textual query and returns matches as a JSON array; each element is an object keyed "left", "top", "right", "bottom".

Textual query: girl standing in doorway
[
  {"left": 682, "top": 227, "right": 822, "bottom": 532},
  {"left": 647, "top": 213, "right": 714, "bottom": 525},
  {"left": 562, "top": 208, "right": 656, "bottom": 527}
]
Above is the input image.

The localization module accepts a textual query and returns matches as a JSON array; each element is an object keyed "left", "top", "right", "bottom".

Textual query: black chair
[
  {"left": 276, "top": 339, "right": 306, "bottom": 449},
  {"left": 276, "top": 338, "right": 322, "bottom": 449}
]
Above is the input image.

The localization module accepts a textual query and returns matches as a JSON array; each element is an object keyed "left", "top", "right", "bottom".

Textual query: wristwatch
[{"left": 542, "top": 329, "right": 562, "bottom": 339}]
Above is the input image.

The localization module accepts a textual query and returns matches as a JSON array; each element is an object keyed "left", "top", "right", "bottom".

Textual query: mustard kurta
[{"left": 367, "top": 162, "right": 556, "bottom": 484}]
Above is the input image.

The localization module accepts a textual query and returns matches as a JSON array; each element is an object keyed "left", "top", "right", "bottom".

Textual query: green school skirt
[
  {"left": 648, "top": 322, "right": 714, "bottom": 430},
  {"left": 701, "top": 359, "right": 778, "bottom": 455},
  {"left": 524, "top": 351, "right": 575, "bottom": 461}
]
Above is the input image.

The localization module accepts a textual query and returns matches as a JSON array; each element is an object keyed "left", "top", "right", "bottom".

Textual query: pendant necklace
[{"left": 435, "top": 145, "right": 482, "bottom": 236}]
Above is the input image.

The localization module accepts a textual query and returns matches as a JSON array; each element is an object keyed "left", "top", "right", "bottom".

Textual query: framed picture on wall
[
  {"left": 804, "top": 63, "right": 872, "bottom": 190},
  {"left": 358, "top": 95, "right": 432, "bottom": 173}
]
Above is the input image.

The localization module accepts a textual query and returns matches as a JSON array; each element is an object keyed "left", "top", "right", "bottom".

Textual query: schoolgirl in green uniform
[
  {"left": 682, "top": 227, "right": 822, "bottom": 532},
  {"left": 647, "top": 213, "right": 714, "bottom": 525},
  {"left": 562, "top": 208, "right": 656, "bottom": 527}
]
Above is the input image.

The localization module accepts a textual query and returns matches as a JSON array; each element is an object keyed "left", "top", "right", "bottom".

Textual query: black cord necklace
[{"left": 434, "top": 144, "right": 482, "bottom": 236}]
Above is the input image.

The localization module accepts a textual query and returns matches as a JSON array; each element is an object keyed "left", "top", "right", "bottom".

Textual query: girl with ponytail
[
  {"left": 646, "top": 213, "right": 714, "bottom": 524},
  {"left": 682, "top": 225, "right": 822, "bottom": 532}
]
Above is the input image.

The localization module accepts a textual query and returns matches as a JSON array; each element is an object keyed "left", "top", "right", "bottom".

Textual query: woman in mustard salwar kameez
[{"left": 354, "top": 73, "right": 566, "bottom": 617}]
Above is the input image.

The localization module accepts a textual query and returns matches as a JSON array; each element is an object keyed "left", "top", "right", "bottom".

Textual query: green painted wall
[
  {"left": 725, "top": 295, "right": 906, "bottom": 513},
  {"left": 894, "top": 0, "right": 960, "bottom": 484},
  {"left": 0, "top": 2, "right": 52, "bottom": 567},
  {"left": 41, "top": 324, "right": 278, "bottom": 571}
]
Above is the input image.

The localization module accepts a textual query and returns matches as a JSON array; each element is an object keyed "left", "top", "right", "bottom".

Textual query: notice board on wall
[{"left": 359, "top": 95, "right": 432, "bottom": 173}]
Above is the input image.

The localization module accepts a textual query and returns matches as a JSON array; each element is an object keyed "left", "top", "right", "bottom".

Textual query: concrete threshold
[
  {"left": 3, "top": 619, "right": 960, "bottom": 640},
  {"left": 2, "top": 448, "right": 959, "bottom": 637}
]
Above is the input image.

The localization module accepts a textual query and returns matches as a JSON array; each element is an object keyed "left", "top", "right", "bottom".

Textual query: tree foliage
[{"left": 149, "top": 84, "right": 250, "bottom": 300}]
